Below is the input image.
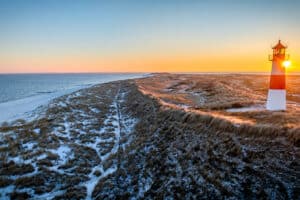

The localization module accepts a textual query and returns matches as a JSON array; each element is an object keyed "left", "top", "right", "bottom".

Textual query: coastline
[
  {"left": 0, "top": 73, "right": 144, "bottom": 125},
  {"left": 0, "top": 74, "right": 299, "bottom": 199}
]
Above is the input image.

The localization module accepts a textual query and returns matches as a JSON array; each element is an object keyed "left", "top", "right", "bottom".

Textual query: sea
[{"left": 0, "top": 73, "right": 144, "bottom": 124}]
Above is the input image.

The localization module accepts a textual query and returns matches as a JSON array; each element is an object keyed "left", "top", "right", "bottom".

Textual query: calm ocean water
[{"left": 0, "top": 73, "right": 143, "bottom": 104}]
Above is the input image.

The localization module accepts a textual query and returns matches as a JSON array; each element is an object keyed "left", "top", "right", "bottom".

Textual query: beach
[
  {"left": 0, "top": 73, "right": 299, "bottom": 199},
  {"left": 0, "top": 73, "right": 143, "bottom": 124}
]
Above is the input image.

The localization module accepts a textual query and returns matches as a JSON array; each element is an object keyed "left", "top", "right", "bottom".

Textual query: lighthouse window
[{"left": 280, "top": 49, "right": 285, "bottom": 54}]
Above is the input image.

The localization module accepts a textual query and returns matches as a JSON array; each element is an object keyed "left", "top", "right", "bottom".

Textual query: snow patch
[
  {"left": 22, "top": 142, "right": 37, "bottom": 150},
  {"left": 90, "top": 108, "right": 100, "bottom": 113},
  {"left": 226, "top": 105, "right": 265, "bottom": 112},
  {"left": 49, "top": 145, "right": 74, "bottom": 165},
  {"left": 0, "top": 185, "right": 15, "bottom": 200}
]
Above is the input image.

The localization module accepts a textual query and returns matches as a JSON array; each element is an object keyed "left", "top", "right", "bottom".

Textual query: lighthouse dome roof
[{"left": 272, "top": 40, "right": 287, "bottom": 49}]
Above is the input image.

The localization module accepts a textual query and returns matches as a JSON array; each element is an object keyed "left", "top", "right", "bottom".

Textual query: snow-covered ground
[
  {"left": 226, "top": 105, "right": 265, "bottom": 112},
  {"left": 0, "top": 81, "right": 138, "bottom": 199},
  {"left": 0, "top": 74, "right": 299, "bottom": 199},
  {"left": 0, "top": 74, "right": 144, "bottom": 125},
  {"left": 0, "top": 86, "right": 83, "bottom": 124}
]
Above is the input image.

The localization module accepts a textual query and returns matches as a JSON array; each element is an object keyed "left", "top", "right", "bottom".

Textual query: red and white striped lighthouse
[{"left": 266, "top": 40, "right": 289, "bottom": 111}]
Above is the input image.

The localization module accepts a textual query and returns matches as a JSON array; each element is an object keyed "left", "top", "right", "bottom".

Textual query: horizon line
[{"left": 1, "top": 71, "right": 300, "bottom": 75}]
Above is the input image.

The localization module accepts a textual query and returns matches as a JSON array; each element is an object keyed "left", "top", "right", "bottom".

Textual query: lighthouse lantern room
[{"left": 266, "top": 40, "right": 289, "bottom": 111}]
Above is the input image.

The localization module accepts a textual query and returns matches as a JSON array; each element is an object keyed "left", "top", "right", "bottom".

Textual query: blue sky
[{"left": 0, "top": 0, "right": 299, "bottom": 72}]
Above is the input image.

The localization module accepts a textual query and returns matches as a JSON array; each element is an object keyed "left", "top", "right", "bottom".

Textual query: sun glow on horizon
[{"left": 0, "top": 1, "right": 299, "bottom": 73}]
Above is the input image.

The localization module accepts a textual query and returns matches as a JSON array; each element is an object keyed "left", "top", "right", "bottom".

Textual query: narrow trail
[
  {"left": 1, "top": 77, "right": 298, "bottom": 199},
  {"left": 85, "top": 84, "right": 135, "bottom": 200},
  {"left": 0, "top": 82, "right": 137, "bottom": 199},
  {"left": 85, "top": 86, "right": 122, "bottom": 200}
]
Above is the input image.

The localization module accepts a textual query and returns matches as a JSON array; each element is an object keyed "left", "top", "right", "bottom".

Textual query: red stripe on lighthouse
[{"left": 269, "top": 75, "right": 286, "bottom": 89}]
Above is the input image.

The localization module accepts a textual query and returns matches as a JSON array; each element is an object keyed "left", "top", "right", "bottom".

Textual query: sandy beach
[{"left": 0, "top": 74, "right": 299, "bottom": 199}]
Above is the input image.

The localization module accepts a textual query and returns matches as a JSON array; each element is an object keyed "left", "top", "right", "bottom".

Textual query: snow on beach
[
  {"left": 0, "top": 74, "right": 299, "bottom": 199},
  {"left": 0, "top": 81, "right": 139, "bottom": 199},
  {"left": 0, "top": 74, "right": 143, "bottom": 125},
  {"left": 0, "top": 87, "right": 82, "bottom": 124}
]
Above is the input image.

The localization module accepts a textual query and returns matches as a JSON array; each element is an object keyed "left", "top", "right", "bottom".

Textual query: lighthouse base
[{"left": 266, "top": 89, "right": 286, "bottom": 111}]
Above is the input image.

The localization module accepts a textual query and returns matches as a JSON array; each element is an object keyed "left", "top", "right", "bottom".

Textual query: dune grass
[{"left": 0, "top": 74, "right": 299, "bottom": 199}]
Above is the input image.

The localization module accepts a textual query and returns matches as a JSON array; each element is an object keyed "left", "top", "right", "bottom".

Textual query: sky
[{"left": 0, "top": 0, "right": 299, "bottom": 73}]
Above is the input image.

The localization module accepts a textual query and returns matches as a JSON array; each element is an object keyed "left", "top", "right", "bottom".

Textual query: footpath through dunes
[
  {"left": 92, "top": 76, "right": 299, "bottom": 199},
  {"left": 0, "top": 75, "right": 299, "bottom": 199},
  {"left": 0, "top": 81, "right": 138, "bottom": 199}
]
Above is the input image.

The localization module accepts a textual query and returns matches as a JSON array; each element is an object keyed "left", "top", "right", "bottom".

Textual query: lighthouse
[{"left": 266, "top": 40, "right": 289, "bottom": 111}]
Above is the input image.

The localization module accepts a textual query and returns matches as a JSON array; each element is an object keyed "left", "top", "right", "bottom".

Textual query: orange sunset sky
[{"left": 0, "top": 0, "right": 299, "bottom": 73}]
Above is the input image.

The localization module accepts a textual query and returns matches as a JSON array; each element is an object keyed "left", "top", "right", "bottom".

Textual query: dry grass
[
  {"left": 93, "top": 82, "right": 299, "bottom": 199},
  {"left": 136, "top": 73, "right": 300, "bottom": 145},
  {"left": 0, "top": 162, "right": 34, "bottom": 176},
  {"left": 0, "top": 75, "right": 299, "bottom": 199}
]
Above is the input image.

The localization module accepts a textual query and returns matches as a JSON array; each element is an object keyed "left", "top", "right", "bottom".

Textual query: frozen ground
[
  {"left": 0, "top": 81, "right": 138, "bottom": 199},
  {"left": 0, "top": 74, "right": 299, "bottom": 199},
  {"left": 0, "top": 87, "right": 83, "bottom": 125},
  {"left": 137, "top": 73, "right": 300, "bottom": 129},
  {"left": 226, "top": 105, "right": 265, "bottom": 112}
]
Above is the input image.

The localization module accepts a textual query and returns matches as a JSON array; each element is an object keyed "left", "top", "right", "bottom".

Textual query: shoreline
[
  {"left": 0, "top": 74, "right": 299, "bottom": 199},
  {"left": 0, "top": 74, "right": 145, "bottom": 125}
]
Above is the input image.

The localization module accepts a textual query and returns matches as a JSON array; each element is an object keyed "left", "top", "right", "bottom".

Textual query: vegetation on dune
[
  {"left": 0, "top": 74, "right": 299, "bottom": 199},
  {"left": 93, "top": 81, "right": 299, "bottom": 199},
  {"left": 137, "top": 74, "right": 300, "bottom": 140}
]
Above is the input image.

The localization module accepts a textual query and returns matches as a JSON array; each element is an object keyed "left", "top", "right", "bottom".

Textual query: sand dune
[{"left": 0, "top": 74, "right": 299, "bottom": 199}]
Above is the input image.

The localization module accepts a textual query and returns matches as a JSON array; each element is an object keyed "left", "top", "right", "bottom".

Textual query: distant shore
[
  {"left": 0, "top": 74, "right": 299, "bottom": 199},
  {"left": 0, "top": 73, "right": 144, "bottom": 125}
]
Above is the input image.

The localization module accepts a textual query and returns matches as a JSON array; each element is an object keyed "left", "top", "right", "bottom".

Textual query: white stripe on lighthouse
[{"left": 266, "top": 89, "right": 286, "bottom": 110}]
